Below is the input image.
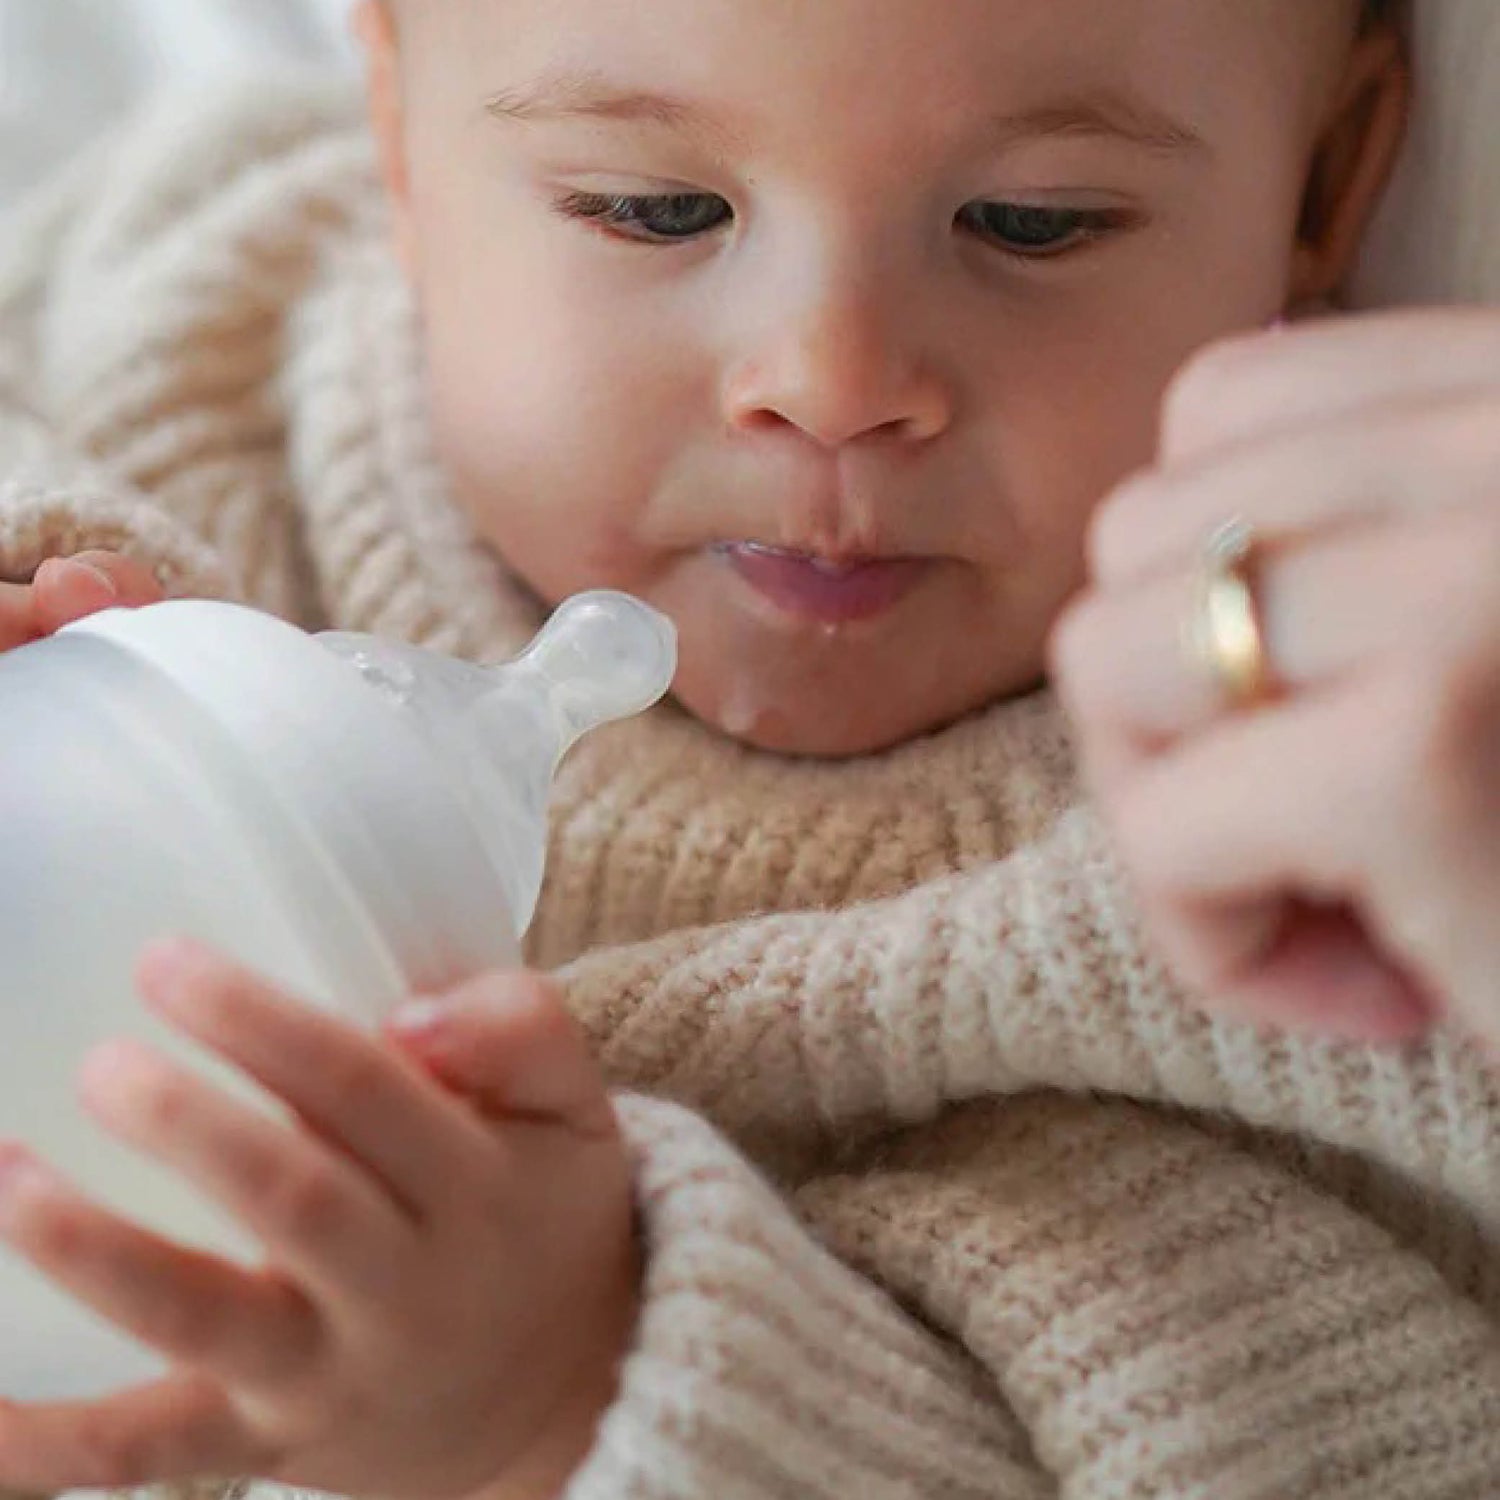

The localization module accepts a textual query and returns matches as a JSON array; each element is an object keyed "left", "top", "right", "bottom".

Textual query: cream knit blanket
[{"left": 4, "top": 79, "right": 1500, "bottom": 1500}]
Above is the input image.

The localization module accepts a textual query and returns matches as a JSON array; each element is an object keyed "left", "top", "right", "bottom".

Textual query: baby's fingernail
[
  {"left": 470, "top": 971, "right": 554, "bottom": 1010},
  {"left": 0, "top": 1147, "right": 45, "bottom": 1219},
  {"left": 0, "top": 1144, "right": 29, "bottom": 1191},
  {"left": 136, "top": 936, "right": 216, "bottom": 999},
  {"left": 60, "top": 559, "right": 118, "bottom": 598},
  {"left": 390, "top": 999, "right": 449, "bottom": 1036}
]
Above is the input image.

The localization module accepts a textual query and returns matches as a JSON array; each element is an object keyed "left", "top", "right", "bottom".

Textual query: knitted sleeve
[
  {"left": 559, "top": 808, "right": 1500, "bottom": 1246},
  {"left": 557, "top": 1094, "right": 1043, "bottom": 1500},
  {"left": 552, "top": 852, "right": 1500, "bottom": 1497}
]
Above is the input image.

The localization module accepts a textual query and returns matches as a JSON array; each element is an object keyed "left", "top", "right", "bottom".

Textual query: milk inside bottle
[{"left": 0, "top": 591, "right": 676, "bottom": 1400}]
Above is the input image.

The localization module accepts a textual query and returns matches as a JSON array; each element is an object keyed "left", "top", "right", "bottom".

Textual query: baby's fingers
[
  {"left": 0, "top": 1374, "right": 271, "bottom": 1492},
  {"left": 389, "top": 973, "right": 616, "bottom": 1140},
  {"left": 0, "top": 581, "right": 41, "bottom": 650},
  {"left": 77, "top": 1028, "right": 412, "bottom": 1314},
  {"left": 31, "top": 552, "right": 164, "bottom": 633},
  {"left": 0, "top": 554, "right": 165, "bottom": 651},
  {"left": 0, "top": 1144, "right": 319, "bottom": 1389}
]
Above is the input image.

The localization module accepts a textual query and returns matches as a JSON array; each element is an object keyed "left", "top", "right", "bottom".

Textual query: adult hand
[{"left": 1053, "top": 309, "right": 1500, "bottom": 1049}]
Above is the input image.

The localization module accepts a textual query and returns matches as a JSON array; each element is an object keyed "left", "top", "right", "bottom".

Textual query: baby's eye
[
  {"left": 557, "top": 191, "right": 733, "bottom": 243},
  {"left": 958, "top": 201, "right": 1124, "bottom": 257}
]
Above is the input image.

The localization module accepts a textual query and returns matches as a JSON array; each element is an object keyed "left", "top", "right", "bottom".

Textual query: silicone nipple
[
  {"left": 322, "top": 592, "right": 676, "bottom": 758},
  {"left": 516, "top": 591, "right": 680, "bottom": 756},
  {"left": 317, "top": 591, "right": 677, "bottom": 935}
]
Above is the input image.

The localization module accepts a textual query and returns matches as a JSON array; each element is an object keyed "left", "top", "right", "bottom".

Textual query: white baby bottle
[{"left": 0, "top": 591, "right": 676, "bottom": 1401}]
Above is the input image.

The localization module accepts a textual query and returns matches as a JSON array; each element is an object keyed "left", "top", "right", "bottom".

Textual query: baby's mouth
[{"left": 713, "top": 541, "right": 931, "bottom": 626}]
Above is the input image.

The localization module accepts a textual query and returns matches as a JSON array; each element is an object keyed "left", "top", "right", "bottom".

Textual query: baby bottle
[{"left": 0, "top": 591, "right": 676, "bottom": 1401}]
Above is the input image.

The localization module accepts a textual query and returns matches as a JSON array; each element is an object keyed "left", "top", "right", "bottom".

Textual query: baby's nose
[{"left": 721, "top": 286, "right": 954, "bottom": 450}]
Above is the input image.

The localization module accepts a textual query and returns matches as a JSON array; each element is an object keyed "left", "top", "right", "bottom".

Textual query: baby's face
[{"left": 370, "top": 0, "right": 1380, "bottom": 756}]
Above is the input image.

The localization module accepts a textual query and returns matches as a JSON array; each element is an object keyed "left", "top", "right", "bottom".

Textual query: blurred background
[
  {"left": 0, "top": 0, "right": 1495, "bottom": 304},
  {"left": 0, "top": 0, "right": 354, "bottom": 208}
]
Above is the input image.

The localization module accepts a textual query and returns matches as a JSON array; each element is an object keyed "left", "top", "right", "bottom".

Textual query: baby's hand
[
  {"left": 0, "top": 551, "right": 164, "bottom": 651},
  {"left": 0, "top": 942, "right": 636, "bottom": 1500}
]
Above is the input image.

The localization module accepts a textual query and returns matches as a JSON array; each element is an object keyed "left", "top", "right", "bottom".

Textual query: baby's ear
[
  {"left": 1292, "top": 23, "right": 1409, "bottom": 305},
  {"left": 354, "top": 1, "right": 418, "bottom": 278}
]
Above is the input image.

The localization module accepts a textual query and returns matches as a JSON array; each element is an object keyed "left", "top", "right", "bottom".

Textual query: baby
[
  {"left": 363, "top": 0, "right": 1399, "bottom": 760},
  {"left": 6, "top": 2, "right": 1500, "bottom": 1498}
]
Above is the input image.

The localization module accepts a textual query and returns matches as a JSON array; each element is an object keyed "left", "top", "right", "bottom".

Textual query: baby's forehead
[
  {"left": 402, "top": 0, "right": 1365, "bottom": 128},
  {"left": 410, "top": 0, "right": 1364, "bottom": 62}
]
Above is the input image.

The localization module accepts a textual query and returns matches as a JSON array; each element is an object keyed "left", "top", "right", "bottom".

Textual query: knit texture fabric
[{"left": 4, "top": 79, "right": 1500, "bottom": 1500}]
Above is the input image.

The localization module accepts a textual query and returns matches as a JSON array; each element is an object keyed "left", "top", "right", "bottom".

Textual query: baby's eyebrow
[
  {"left": 485, "top": 70, "right": 1206, "bottom": 160},
  {"left": 485, "top": 70, "right": 745, "bottom": 150},
  {"left": 984, "top": 92, "right": 1208, "bottom": 156}
]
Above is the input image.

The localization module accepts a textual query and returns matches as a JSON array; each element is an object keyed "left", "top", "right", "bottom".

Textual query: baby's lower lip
[{"left": 716, "top": 542, "right": 931, "bottom": 625}]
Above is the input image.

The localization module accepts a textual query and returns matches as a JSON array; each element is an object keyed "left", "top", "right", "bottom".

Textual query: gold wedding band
[{"left": 1185, "top": 517, "right": 1277, "bottom": 709}]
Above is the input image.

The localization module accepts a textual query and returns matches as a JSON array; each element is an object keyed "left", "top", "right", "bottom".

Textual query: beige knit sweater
[{"left": 5, "top": 78, "right": 1500, "bottom": 1500}]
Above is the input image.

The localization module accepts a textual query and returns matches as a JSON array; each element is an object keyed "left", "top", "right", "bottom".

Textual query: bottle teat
[
  {"left": 516, "top": 591, "right": 680, "bottom": 756},
  {"left": 318, "top": 592, "right": 677, "bottom": 939}
]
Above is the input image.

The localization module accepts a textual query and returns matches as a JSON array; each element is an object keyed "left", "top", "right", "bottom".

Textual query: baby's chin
[
  {"left": 687, "top": 686, "right": 888, "bottom": 759},
  {"left": 669, "top": 648, "right": 1019, "bottom": 759}
]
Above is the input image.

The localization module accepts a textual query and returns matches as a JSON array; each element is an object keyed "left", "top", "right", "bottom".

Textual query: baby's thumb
[{"left": 385, "top": 972, "right": 615, "bottom": 1136}]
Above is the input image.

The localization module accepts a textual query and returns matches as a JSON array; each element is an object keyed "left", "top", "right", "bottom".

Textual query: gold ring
[{"left": 1185, "top": 517, "right": 1277, "bottom": 708}]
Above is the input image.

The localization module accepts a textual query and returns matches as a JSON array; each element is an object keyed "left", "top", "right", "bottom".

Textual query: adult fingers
[
  {"left": 1111, "top": 752, "right": 1436, "bottom": 1040},
  {"left": 1159, "top": 308, "right": 1500, "bottom": 468},
  {"left": 1091, "top": 383, "right": 1500, "bottom": 585},
  {"left": 1106, "top": 672, "right": 1496, "bottom": 1037},
  {"left": 1056, "top": 504, "right": 1500, "bottom": 749},
  {"left": 1210, "top": 903, "right": 1437, "bottom": 1042}
]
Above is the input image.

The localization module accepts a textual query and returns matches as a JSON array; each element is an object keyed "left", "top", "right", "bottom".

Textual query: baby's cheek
[{"left": 427, "top": 416, "right": 658, "bottom": 617}]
